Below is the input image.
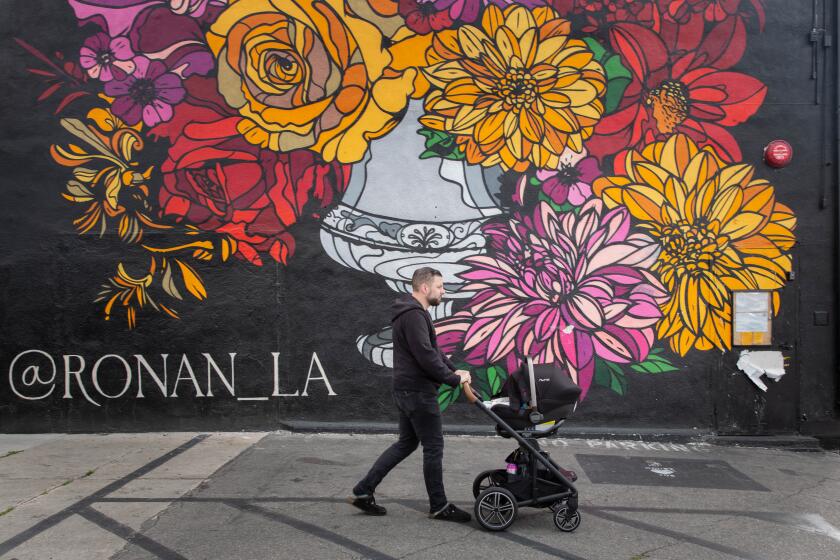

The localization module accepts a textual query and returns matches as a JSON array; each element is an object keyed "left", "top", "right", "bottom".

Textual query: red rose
[{"left": 159, "top": 108, "right": 348, "bottom": 266}]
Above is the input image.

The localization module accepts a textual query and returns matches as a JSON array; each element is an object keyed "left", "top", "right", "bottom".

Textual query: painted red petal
[
  {"left": 609, "top": 23, "right": 669, "bottom": 84},
  {"left": 696, "top": 16, "right": 746, "bottom": 70}
]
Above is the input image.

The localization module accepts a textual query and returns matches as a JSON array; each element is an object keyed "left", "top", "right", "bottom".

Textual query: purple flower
[
  {"left": 433, "top": 0, "right": 482, "bottom": 22},
  {"left": 79, "top": 32, "right": 136, "bottom": 82},
  {"left": 69, "top": 0, "right": 224, "bottom": 36},
  {"left": 104, "top": 57, "right": 185, "bottom": 126},
  {"left": 69, "top": 1, "right": 220, "bottom": 78},
  {"left": 537, "top": 156, "right": 602, "bottom": 207}
]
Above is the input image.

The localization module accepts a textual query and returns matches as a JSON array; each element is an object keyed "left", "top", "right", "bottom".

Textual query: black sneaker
[
  {"left": 347, "top": 494, "right": 386, "bottom": 516},
  {"left": 429, "top": 503, "right": 471, "bottom": 523}
]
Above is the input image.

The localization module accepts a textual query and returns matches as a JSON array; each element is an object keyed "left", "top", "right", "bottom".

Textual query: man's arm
[
  {"left": 404, "top": 311, "right": 462, "bottom": 387},
  {"left": 438, "top": 349, "right": 456, "bottom": 371}
]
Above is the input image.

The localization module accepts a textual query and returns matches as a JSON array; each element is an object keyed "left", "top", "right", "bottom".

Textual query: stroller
[{"left": 462, "top": 357, "right": 582, "bottom": 532}]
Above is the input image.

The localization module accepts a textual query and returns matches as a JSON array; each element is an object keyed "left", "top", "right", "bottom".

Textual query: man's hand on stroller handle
[
  {"left": 455, "top": 370, "right": 472, "bottom": 385},
  {"left": 461, "top": 380, "right": 479, "bottom": 403}
]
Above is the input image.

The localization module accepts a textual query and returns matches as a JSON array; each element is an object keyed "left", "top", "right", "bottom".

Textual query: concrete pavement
[{"left": 0, "top": 431, "right": 838, "bottom": 559}]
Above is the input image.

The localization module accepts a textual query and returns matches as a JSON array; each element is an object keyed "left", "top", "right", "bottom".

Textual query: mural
[{"left": 19, "top": 0, "right": 795, "bottom": 409}]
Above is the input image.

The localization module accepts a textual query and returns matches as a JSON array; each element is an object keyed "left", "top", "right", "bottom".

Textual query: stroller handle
[{"left": 462, "top": 381, "right": 479, "bottom": 403}]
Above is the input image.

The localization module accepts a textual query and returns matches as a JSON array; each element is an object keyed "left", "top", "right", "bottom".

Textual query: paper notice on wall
[
  {"left": 735, "top": 312, "right": 769, "bottom": 332},
  {"left": 733, "top": 292, "right": 770, "bottom": 313},
  {"left": 736, "top": 350, "right": 786, "bottom": 392}
]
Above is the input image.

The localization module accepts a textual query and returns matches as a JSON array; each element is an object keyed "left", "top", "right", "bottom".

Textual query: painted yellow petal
[
  {"left": 632, "top": 161, "right": 671, "bottom": 194},
  {"left": 519, "top": 28, "right": 537, "bottom": 67},
  {"left": 678, "top": 276, "right": 705, "bottom": 335},
  {"left": 535, "top": 36, "right": 569, "bottom": 65},
  {"left": 560, "top": 79, "right": 597, "bottom": 106},
  {"left": 495, "top": 26, "right": 518, "bottom": 63},
  {"left": 717, "top": 163, "right": 754, "bottom": 191},
  {"left": 445, "top": 78, "right": 482, "bottom": 104},
  {"left": 519, "top": 109, "right": 544, "bottom": 143},
  {"left": 531, "top": 6, "right": 554, "bottom": 26},
  {"left": 424, "top": 61, "right": 471, "bottom": 84},
  {"left": 458, "top": 25, "right": 490, "bottom": 60},
  {"left": 475, "top": 110, "right": 506, "bottom": 144},
  {"left": 683, "top": 150, "right": 722, "bottom": 192},
  {"left": 503, "top": 5, "right": 536, "bottom": 38},
  {"left": 707, "top": 185, "right": 744, "bottom": 225},
  {"left": 622, "top": 184, "right": 667, "bottom": 222},
  {"left": 481, "top": 4, "right": 505, "bottom": 36},
  {"left": 451, "top": 105, "right": 487, "bottom": 133},
  {"left": 341, "top": 9, "right": 390, "bottom": 78},
  {"left": 721, "top": 212, "right": 766, "bottom": 239},
  {"left": 388, "top": 33, "right": 433, "bottom": 71},
  {"left": 676, "top": 327, "right": 696, "bottom": 356},
  {"left": 658, "top": 134, "right": 698, "bottom": 178},
  {"left": 741, "top": 182, "right": 775, "bottom": 214},
  {"left": 543, "top": 107, "right": 577, "bottom": 132}
]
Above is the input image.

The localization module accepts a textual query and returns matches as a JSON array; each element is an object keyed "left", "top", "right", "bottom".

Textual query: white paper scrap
[{"left": 736, "top": 350, "right": 786, "bottom": 392}]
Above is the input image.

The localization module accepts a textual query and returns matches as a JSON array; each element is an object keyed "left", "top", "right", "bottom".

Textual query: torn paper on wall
[{"left": 736, "top": 350, "right": 786, "bottom": 392}]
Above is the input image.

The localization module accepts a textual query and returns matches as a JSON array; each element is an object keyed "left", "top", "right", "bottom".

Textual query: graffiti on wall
[{"left": 20, "top": 0, "right": 794, "bottom": 405}]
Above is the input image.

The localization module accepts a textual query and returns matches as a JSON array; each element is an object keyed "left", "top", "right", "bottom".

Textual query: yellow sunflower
[
  {"left": 419, "top": 4, "right": 606, "bottom": 172},
  {"left": 593, "top": 134, "right": 797, "bottom": 355}
]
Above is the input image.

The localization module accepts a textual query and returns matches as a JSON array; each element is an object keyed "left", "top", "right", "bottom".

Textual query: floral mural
[{"left": 22, "top": 0, "right": 794, "bottom": 403}]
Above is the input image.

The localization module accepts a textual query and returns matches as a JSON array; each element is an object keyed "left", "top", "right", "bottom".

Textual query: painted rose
[
  {"left": 206, "top": 0, "right": 418, "bottom": 162},
  {"left": 160, "top": 112, "right": 348, "bottom": 265},
  {"left": 436, "top": 199, "right": 668, "bottom": 397}
]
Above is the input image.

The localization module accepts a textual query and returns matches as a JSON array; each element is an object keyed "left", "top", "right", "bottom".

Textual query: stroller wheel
[
  {"left": 472, "top": 469, "right": 506, "bottom": 498},
  {"left": 552, "top": 506, "right": 581, "bottom": 532},
  {"left": 475, "top": 487, "right": 518, "bottom": 532}
]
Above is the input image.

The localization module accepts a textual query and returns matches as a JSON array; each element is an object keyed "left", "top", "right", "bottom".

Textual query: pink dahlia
[{"left": 437, "top": 200, "right": 669, "bottom": 397}]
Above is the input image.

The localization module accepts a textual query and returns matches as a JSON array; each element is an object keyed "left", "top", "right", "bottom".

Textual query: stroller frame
[{"left": 463, "top": 358, "right": 580, "bottom": 532}]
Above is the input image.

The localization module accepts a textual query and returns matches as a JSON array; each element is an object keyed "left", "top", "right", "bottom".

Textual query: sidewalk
[{"left": 0, "top": 431, "right": 838, "bottom": 560}]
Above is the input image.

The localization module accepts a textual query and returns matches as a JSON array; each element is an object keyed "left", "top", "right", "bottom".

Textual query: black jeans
[{"left": 354, "top": 390, "right": 447, "bottom": 513}]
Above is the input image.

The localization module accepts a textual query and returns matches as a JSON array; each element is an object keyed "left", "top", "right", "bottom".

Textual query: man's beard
[{"left": 428, "top": 295, "right": 441, "bottom": 306}]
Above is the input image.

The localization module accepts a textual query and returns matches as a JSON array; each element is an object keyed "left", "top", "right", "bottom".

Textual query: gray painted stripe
[
  {"left": 585, "top": 507, "right": 763, "bottom": 560},
  {"left": 0, "top": 434, "right": 208, "bottom": 557},
  {"left": 226, "top": 500, "right": 399, "bottom": 560},
  {"left": 78, "top": 507, "right": 188, "bottom": 560}
]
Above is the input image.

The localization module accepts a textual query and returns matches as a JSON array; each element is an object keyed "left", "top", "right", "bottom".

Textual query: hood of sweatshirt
[{"left": 391, "top": 296, "right": 425, "bottom": 322}]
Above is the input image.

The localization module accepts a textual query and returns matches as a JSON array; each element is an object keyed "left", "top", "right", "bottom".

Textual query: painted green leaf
[
  {"left": 537, "top": 191, "right": 576, "bottom": 214},
  {"left": 630, "top": 353, "right": 679, "bottom": 374},
  {"left": 583, "top": 37, "right": 633, "bottom": 115},
  {"left": 594, "top": 358, "right": 627, "bottom": 396},
  {"left": 486, "top": 365, "right": 505, "bottom": 396},
  {"left": 438, "top": 383, "right": 461, "bottom": 412},
  {"left": 417, "top": 128, "right": 465, "bottom": 161}
]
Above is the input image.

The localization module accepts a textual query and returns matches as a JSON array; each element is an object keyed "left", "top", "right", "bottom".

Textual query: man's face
[{"left": 425, "top": 276, "right": 445, "bottom": 307}]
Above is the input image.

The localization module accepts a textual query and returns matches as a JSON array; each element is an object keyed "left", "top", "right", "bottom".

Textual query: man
[{"left": 348, "top": 267, "right": 472, "bottom": 522}]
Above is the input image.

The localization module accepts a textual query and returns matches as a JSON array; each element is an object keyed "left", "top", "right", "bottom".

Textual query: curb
[{"left": 276, "top": 421, "right": 825, "bottom": 451}]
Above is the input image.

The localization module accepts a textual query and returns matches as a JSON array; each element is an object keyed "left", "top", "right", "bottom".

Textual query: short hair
[{"left": 411, "top": 267, "right": 442, "bottom": 291}]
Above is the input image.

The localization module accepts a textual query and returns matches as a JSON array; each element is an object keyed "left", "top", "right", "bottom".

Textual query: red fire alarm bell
[{"left": 764, "top": 140, "right": 793, "bottom": 168}]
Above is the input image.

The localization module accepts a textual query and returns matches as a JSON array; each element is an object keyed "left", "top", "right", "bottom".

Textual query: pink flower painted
[
  {"left": 104, "top": 57, "right": 185, "bottom": 126},
  {"left": 79, "top": 32, "right": 135, "bottom": 82},
  {"left": 437, "top": 199, "right": 669, "bottom": 397},
  {"left": 68, "top": 0, "right": 223, "bottom": 36},
  {"left": 536, "top": 156, "right": 601, "bottom": 207}
]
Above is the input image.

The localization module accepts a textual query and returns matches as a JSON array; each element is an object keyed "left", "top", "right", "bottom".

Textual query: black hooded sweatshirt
[{"left": 391, "top": 296, "right": 462, "bottom": 394}]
